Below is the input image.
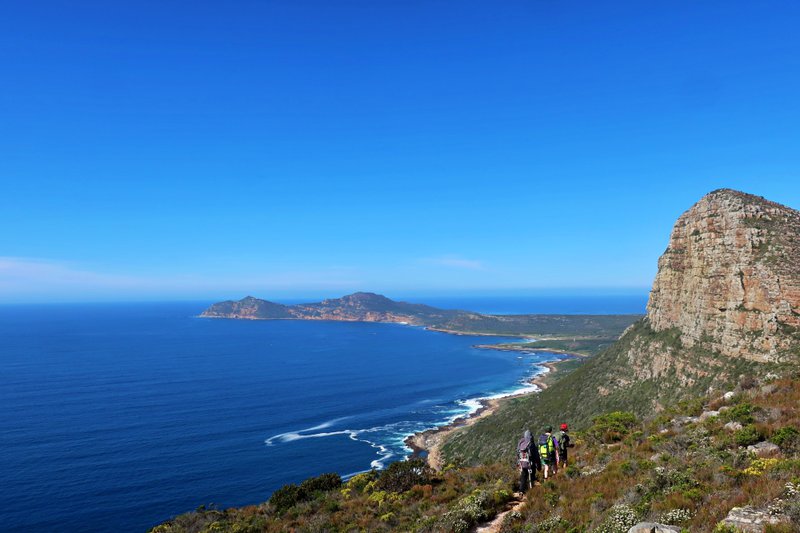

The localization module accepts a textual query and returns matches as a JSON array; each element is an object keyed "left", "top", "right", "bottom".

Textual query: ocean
[{"left": 0, "top": 296, "right": 645, "bottom": 532}]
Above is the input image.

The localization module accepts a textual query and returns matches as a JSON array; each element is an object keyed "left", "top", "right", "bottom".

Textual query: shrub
[
  {"left": 345, "top": 470, "right": 378, "bottom": 492},
  {"left": 437, "top": 489, "right": 494, "bottom": 533},
  {"left": 269, "top": 483, "right": 303, "bottom": 513},
  {"left": 376, "top": 459, "right": 431, "bottom": 493},
  {"left": 726, "top": 403, "right": 755, "bottom": 425},
  {"left": 735, "top": 425, "right": 762, "bottom": 447},
  {"left": 660, "top": 508, "right": 693, "bottom": 525},
  {"left": 595, "top": 503, "right": 639, "bottom": 533},
  {"left": 299, "top": 472, "right": 342, "bottom": 495},
  {"left": 742, "top": 458, "right": 781, "bottom": 476},
  {"left": 588, "top": 412, "right": 639, "bottom": 444},
  {"left": 772, "top": 427, "right": 800, "bottom": 452},
  {"left": 270, "top": 472, "right": 342, "bottom": 513},
  {"left": 535, "top": 514, "right": 570, "bottom": 531}
]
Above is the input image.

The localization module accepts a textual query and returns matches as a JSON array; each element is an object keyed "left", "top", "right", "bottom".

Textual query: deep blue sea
[{"left": 0, "top": 296, "right": 645, "bottom": 532}]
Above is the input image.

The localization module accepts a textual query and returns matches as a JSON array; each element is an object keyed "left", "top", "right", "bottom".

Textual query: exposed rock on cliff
[
  {"left": 441, "top": 189, "right": 800, "bottom": 465},
  {"left": 648, "top": 189, "right": 800, "bottom": 363}
]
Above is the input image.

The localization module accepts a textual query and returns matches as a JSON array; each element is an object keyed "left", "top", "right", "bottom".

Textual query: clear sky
[{"left": 2, "top": 1, "right": 800, "bottom": 302}]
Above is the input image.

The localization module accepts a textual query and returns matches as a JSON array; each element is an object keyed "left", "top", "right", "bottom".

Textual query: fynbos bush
[{"left": 376, "top": 458, "right": 431, "bottom": 493}]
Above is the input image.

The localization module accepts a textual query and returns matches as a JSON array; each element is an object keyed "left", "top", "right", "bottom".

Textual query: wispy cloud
[
  {"left": 0, "top": 257, "right": 143, "bottom": 289},
  {"left": 421, "top": 255, "right": 486, "bottom": 271},
  {"left": 0, "top": 257, "right": 365, "bottom": 301}
]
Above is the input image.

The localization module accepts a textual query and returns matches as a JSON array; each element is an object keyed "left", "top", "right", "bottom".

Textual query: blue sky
[{"left": 2, "top": 1, "right": 800, "bottom": 302}]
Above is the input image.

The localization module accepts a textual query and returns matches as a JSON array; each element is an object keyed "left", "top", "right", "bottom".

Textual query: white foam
[
  {"left": 264, "top": 416, "right": 351, "bottom": 446},
  {"left": 265, "top": 420, "right": 396, "bottom": 471},
  {"left": 265, "top": 357, "right": 563, "bottom": 474}
]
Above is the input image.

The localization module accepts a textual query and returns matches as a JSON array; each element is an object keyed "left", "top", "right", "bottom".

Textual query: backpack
[
  {"left": 538, "top": 434, "right": 554, "bottom": 458},
  {"left": 518, "top": 446, "right": 531, "bottom": 469},
  {"left": 559, "top": 432, "right": 570, "bottom": 453}
]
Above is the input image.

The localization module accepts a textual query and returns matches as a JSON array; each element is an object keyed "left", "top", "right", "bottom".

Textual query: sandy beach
[{"left": 405, "top": 360, "right": 562, "bottom": 471}]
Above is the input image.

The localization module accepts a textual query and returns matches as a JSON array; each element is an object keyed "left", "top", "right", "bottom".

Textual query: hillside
[
  {"left": 151, "top": 189, "right": 800, "bottom": 533},
  {"left": 151, "top": 375, "right": 800, "bottom": 532},
  {"left": 201, "top": 292, "right": 639, "bottom": 340},
  {"left": 441, "top": 189, "right": 800, "bottom": 465}
]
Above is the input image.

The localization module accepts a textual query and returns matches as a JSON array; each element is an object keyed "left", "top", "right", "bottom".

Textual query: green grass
[
  {"left": 440, "top": 319, "right": 775, "bottom": 466},
  {"left": 431, "top": 313, "right": 640, "bottom": 338},
  {"left": 507, "top": 337, "right": 619, "bottom": 356}
]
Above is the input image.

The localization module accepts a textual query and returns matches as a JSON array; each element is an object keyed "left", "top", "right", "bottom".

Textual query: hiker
[
  {"left": 556, "top": 423, "right": 573, "bottom": 469},
  {"left": 538, "top": 426, "right": 560, "bottom": 479},
  {"left": 516, "top": 429, "right": 540, "bottom": 493}
]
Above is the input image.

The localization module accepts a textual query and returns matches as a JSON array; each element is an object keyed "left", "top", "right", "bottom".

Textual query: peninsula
[{"left": 200, "top": 291, "right": 640, "bottom": 351}]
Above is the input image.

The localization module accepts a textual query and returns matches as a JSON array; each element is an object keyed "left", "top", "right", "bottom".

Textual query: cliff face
[
  {"left": 647, "top": 189, "right": 800, "bottom": 363},
  {"left": 442, "top": 190, "right": 800, "bottom": 464}
]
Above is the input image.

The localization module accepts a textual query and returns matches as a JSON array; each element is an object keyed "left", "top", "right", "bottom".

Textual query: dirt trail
[{"left": 473, "top": 496, "right": 526, "bottom": 533}]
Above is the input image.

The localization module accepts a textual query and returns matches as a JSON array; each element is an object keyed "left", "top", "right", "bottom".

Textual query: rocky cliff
[
  {"left": 441, "top": 189, "right": 800, "bottom": 464},
  {"left": 648, "top": 189, "right": 800, "bottom": 363}
]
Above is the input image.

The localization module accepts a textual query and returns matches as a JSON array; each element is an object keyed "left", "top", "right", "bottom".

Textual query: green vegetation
[
  {"left": 491, "top": 336, "right": 619, "bottom": 357},
  {"left": 151, "top": 377, "right": 800, "bottom": 532},
  {"left": 585, "top": 411, "right": 638, "bottom": 444},
  {"left": 496, "top": 377, "right": 800, "bottom": 532},
  {"left": 432, "top": 313, "right": 640, "bottom": 338},
  {"left": 151, "top": 462, "right": 517, "bottom": 532},
  {"left": 269, "top": 473, "right": 342, "bottom": 513},
  {"left": 440, "top": 319, "right": 774, "bottom": 466}
]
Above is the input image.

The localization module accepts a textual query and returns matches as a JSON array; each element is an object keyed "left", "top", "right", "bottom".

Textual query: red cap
[{"left": 560, "top": 423, "right": 568, "bottom": 431}]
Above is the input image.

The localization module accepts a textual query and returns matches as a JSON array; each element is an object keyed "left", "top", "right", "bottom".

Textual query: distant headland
[{"left": 200, "top": 292, "right": 641, "bottom": 344}]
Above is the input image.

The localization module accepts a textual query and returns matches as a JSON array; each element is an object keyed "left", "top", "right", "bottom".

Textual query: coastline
[
  {"left": 473, "top": 343, "right": 589, "bottom": 358},
  {"left": 201, "top": 313, "right": 582, "bottom": 471},
  {"left": 404, "top": 360, "right": 562, "bottom": 471}
]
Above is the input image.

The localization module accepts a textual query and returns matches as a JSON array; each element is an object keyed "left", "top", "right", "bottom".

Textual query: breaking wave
[{"left": 264, "top": 355, "right": 559, "bottom": 474}]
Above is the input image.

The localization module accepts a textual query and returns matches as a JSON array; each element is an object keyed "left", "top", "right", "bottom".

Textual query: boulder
[
  {"left": 721, "top": 506, "right": 788, "bottom": 532},
  {"left": 627, "top": 523, "right": 681, "bottom": 533},
  {"left": 699, "top": 410, "right": 720, "bottom": 421},
  {"left": 674, "top": 416, "right": 699, "bottom": 426},
  {"left": 723, "top": 391, "right": 737, "bottom": 401},
  {"left": 724, "top": 421, "right": 743, "bottom": 431},
  {"left": 747, "top": 441, "right": 780, "bottom": 457},
  {"left": 760, "top": 383, "right": 778, "bottom": 395}
]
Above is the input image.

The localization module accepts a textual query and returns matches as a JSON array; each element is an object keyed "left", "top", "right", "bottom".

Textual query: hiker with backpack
[
  {"left": 556, "top": 423, "right": 573, "bottom": 469},
  {"left": 516, "top": 429, "right": 540, "bottom": 493},
  {"left": 538, "top": 426, "right": 560, "bottom": 479}
]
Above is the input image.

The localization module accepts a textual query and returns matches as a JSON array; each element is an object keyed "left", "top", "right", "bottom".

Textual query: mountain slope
[{"left": 442, "top": 189, "right": 800, "bottom": 464}]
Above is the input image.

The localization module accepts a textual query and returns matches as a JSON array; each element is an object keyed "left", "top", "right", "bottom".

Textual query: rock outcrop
[
  {"left": 721, "top": 506, "right": 789, "bottom": 532},
  {"left": 647, "top": 189, "right": 800, "bottom": 363},
  {"left": 439, "top": 190, "right": 800, "bottom": 465}
]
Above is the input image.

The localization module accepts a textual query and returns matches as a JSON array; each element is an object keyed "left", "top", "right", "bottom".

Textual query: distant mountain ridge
[{"left": 200, "top": 292, "right": 641, "bottom": 339}]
